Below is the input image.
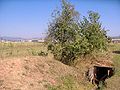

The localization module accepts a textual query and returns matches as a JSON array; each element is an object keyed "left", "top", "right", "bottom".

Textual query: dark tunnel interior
[
  {"left": 95, "top": 66, "right": 115, "bottom": 81},
  {"left": 95, "top": 67, "right": 109, "bottom": 81}
]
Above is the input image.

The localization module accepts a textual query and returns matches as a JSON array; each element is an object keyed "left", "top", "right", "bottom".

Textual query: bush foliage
[{"left": 46, "top": 0, "right": 108, "bottom": 65}]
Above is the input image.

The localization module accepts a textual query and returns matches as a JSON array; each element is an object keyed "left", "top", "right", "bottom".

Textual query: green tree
[
  {"left": 46, "top": 0, "right": 81, "bottom": 65},
  {"left": 46, "top": 0, "right": 108, "bottom": 65},
  {"left": 80, "top": 11, "right": 108, "bottom": 54}
]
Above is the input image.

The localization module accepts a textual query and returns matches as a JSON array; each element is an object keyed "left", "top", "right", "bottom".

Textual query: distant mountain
[
  {"left": 0, "top": 36, "right": 25, "bottom": 41},
  {"left": 0, "top": 36, "right": 44, "bottom": 41},
  {"left": 111, "top": 36, "right": 120, "bottom": 39}
]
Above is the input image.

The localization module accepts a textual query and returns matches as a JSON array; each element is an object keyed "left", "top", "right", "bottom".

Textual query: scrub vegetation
[
  {"left": 46, "top": 0, "right": 108, "bottom": 66},
  {"left": 0, "top": 0, "right": 119, "bottom": 90}
]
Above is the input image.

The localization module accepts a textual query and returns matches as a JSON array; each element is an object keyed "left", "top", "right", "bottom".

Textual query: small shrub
[
  {"left": 31, "top": 49, "right": 48, "bottom": 56},
  {"left": 31, "top": 50, "right": 37, "bottom": 56},
  {"left": 47, "top": 85, "right": 58, "bottom": 90},
  {"left": 97, "top": 81, "right": 106, "bottom": 90},
  {"left": 38, "top": 51, "right": 48, "bottom": 56}
]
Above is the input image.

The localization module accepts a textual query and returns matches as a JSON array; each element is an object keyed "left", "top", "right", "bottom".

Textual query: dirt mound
[{"left": 0, "top": 56, "right": 82, "bottom": 90}]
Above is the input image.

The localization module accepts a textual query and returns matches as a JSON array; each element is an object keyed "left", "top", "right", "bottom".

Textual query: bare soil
[{"left": 0, "top": 56, "right": 82, "bottom": 90}]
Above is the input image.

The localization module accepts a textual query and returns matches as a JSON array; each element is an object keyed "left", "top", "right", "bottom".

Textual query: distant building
[
  {"left": 112, "top": 39, "right": 120, "bottom": 43},
  {"left": 27, "top": 39, "right": 44, "bottom": 43},
  {"left": 27, "top": 40, "right": 32, "bottom": 42},
  {"left": 1, "top": 40, "right": 5, "bottom": 42},
  {"left": 38, "top": 39, "right": 44, "bottom": 42},
  {"left": 31, "top": 39, "right": 39, "bottom": 42}
]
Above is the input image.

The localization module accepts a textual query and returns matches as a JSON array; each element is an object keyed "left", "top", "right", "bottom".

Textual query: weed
[
  {"left": 38, "top": 51, "right": 48, "bottom": 56},
  {"left": 47, "top": 75, "right": 79, "bottom": 90}
]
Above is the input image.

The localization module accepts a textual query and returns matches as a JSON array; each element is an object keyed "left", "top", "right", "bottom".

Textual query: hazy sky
[{"left": 0, "top": 0, "right": 120, "bottom": 38}]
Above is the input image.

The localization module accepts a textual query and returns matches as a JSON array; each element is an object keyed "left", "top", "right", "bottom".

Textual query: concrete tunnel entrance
[
  {"left": 86, "top": 64, "right": 115, "bottom": 88},
  {"left": 94, "top": 66, "right": 114, "bottom": 85}
]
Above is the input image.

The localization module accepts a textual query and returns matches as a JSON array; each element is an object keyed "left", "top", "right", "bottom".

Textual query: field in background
[
  {"left": 105, "top": 43, "right": 120, "bottom": 90},
  {"left": 0, "top": 42, "right": 48, "bottom": 58}
]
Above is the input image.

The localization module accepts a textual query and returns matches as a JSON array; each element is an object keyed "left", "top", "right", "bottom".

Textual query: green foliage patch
[{"left": 46, "top": 0, "right": 108, "bottom": 65}]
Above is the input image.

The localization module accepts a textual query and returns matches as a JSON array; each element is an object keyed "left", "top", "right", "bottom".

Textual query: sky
[{"left": 0, "top": 0, "right": 120, "bottom": 38}]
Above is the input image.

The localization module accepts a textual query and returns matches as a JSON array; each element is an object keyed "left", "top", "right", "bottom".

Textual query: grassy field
[
  {"left": 105, "top": 43, "right": 120, "bottom": 90},
  {"left": 0, "top": 42, "right": 48, "bottom": 58},
  {"left": 0, "top": 42, "right": 120, "bottom": 90}
]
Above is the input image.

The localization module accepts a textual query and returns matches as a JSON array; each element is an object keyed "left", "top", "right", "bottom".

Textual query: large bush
[
  {"left": 46, "top": 0, "right": 108, "bottom": 65},
  {"left": 80, "top": 11, "right": 108, "bottom": 54}
]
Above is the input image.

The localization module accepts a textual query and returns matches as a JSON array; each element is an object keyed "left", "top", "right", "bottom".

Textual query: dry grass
[
  {"left": 0, "top": 42, "right": 48, "bottom": 58},
  {"left": 0, "top": 42, "right": 120, "bottom": 90},
  {"left": 105, "top": 43, "right": 120, "bottom": 90}
]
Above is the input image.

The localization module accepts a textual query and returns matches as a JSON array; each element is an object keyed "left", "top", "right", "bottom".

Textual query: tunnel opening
[
  {"left": 86, "top": 65, "right": 115, "bottom": 89},
  {"left": 96, "top": 67, "right": 108, "bottom": 80},
  {"left": 94, "top": 66, "right": 114, "bottom": 85}
]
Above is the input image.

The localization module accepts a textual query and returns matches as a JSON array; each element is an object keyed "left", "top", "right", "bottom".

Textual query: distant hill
[
  {"left": 0, "top": 36, "right": 25, "bottom": 41},
  {"left": 0, "top": 36, "right": 44, "bottom": 41},
  {"left": 111, "top": 36, "right": 120, "bottom": 39}
]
